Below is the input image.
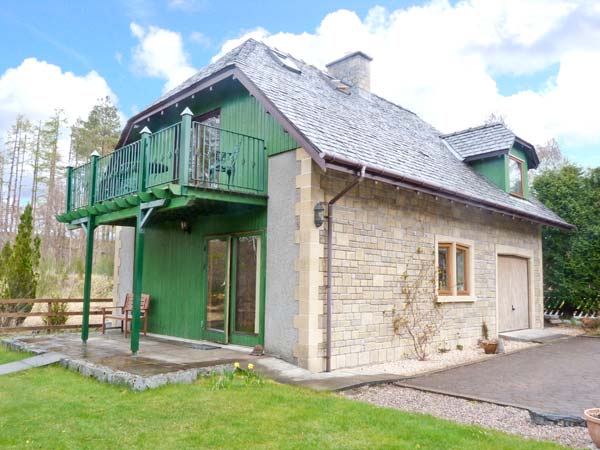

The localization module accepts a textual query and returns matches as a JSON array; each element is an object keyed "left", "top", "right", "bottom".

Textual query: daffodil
[
  {"left": 248, "top": 363, "right": 254, "bottom": 370},
  {"left": 234, "top": 362, "right": 240, "bottom": 369}
]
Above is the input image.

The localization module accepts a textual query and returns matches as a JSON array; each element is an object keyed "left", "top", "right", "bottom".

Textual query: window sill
[{"left": 437, "top": 295, "right": 476, "bottom": 303}]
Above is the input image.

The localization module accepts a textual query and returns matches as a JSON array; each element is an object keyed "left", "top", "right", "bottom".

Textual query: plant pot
[
  {"left": 584, "top": 408, "right": 600, "bottom": 448},
  {"left": 482, "top": 340, "right": 498, "bottom": 354}
]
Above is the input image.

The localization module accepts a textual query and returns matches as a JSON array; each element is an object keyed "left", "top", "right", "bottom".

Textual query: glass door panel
[
  {"left": 206, "top": 238, "right": 229, "bottom": 333},
  {"left": 233, "top": 236, "right": 260, "bottom": 334}
]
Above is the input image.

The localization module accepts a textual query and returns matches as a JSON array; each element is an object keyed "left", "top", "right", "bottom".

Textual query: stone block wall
[{"left": 293, "top": 163, "right": 544, "bottom": 371}]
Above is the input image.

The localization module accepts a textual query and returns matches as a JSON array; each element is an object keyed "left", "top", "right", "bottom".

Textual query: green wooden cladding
[
  {"left": 141, "top": 206, "right": 266, "bottom": 343},
  {"left": 469, "top": 146, "right": 530, "bottom": 199}
]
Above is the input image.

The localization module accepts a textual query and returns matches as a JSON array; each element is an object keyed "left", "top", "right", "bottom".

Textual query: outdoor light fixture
[
  {"left": 180, "top": 220, "right": 191, "bottom": 234},
  {"left": 314, "top": 202, "right": 325, "bottom": 228}
]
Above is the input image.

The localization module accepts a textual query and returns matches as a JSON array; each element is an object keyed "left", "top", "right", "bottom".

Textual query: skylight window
[{"left": 271, "top": 49, "right": 301, "bottom": 74}]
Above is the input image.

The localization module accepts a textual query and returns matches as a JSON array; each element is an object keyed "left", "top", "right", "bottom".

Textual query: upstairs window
[{"left": 508, "top": 155, "right": 524, "bottom": 197}]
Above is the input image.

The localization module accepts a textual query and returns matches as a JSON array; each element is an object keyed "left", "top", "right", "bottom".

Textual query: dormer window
[{"left": 508, "top": 155, "right": 524, "bottom": 197}]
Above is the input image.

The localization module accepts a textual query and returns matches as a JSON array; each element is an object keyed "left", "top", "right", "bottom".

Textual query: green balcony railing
[
  {"left": 95, "top": 140, "right": 141, "bottom": 203},
  {"left": 189, "top": 122, "right": 267, "bottom": 195},
  {"left": 64, "top": 119, "right": 267, "bottom": 214},
  {"left": 69, "top": 161, "right": 93, "bottom": 211}
]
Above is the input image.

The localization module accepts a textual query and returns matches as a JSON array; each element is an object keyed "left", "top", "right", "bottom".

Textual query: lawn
[
  {"left": 0, "top": 347, "right": 565, "bottom": 450},
  {"left": 0, "top": 345, "right": 31, "bottom": 364}
]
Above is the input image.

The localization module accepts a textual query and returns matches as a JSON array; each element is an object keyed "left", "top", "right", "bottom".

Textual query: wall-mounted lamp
[
  {"left": 314, "top": 202, "right": 325, "bottom": 228},
  {"left": 180, "top": 220, "right": 191, "bottom": 234}
]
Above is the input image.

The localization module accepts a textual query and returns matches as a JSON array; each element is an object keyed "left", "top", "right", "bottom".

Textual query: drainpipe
[{"left": 326, "top": 165, "right": 366, "bottom": 372}]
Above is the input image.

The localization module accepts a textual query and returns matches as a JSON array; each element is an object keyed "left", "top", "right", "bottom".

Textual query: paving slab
[
  {"left": 0, "top": 352, "right": 63, "bottom": 375},
  {"left": 499, "top": 328, "right": 571, "bottom": 343},
  {"left": 254, "top": 357, "right": 399, "bottom": 391},
  {"left": 399, "top": 336, "right": 600, "bottom": 418}
]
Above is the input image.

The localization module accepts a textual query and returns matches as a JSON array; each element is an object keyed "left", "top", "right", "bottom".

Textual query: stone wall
[{"left": 294, "top": 163, "right": 544, "bottom": 371}]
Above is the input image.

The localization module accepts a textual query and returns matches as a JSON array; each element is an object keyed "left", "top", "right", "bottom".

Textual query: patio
[
  {"left": 2, "top": 331, "right": 399, "bottom": 391},
  {"left": 3, "top": 331, "right": 262, "bottom": 390}
]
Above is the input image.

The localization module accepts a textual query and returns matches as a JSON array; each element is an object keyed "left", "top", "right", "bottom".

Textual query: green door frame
[{"left": 201, "top": 230, "right": 265, "bottom": 347}]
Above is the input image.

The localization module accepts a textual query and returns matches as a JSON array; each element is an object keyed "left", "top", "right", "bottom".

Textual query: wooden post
[
  {"left": 179, "top": 107, "right": 193, "bottom": 187},
  {"left": 65, "top": 166, "right": 73, "bottom": 213},
  {"left": 81, "top": 151, "right": 99, "bottom": 343},
  {"left": 138, "top": 127, "right": 151, "bottom": 193},
  {"left": 47, "top": 301, "right": 52, "bottom": 334},
  {"left": 131, "top": 128, "right": 151, "bottom": 355}
]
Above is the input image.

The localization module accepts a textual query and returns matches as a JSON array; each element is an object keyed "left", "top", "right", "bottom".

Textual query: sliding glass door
[{"left": 203, "top": 234, "right": 262, "bottom": 346}]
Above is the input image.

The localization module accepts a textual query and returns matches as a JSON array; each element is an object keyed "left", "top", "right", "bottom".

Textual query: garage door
[{"left": 498, "top": 256, "right": 529, "bottom": 332}]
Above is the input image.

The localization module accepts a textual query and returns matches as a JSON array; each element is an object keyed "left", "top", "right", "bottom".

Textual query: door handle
[{"left": 512, "top": 305, "right": 516, "bottom": 311}]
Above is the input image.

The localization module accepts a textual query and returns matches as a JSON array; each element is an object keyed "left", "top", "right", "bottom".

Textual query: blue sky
[
  {"left": 0, "top": 0, "right": 598, "bottom": 167},
  {"left": 0, "top": 0, "right": 411, "bottom": 113}
]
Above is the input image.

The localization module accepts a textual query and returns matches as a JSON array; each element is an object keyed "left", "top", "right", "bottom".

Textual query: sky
[{"left": 0, "top": 0, "right": 599, "bottom": 167}]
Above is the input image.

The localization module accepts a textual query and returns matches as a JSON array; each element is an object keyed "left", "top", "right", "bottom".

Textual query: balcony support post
[
  {"left": 130, "top": 204, "right": 145, "bottom": 355},
  {"left": 179, "top": 107, "right": 193, "bottom": 187},
  {"left": 81, "top": 151, "right": 100, "bottom": 343},
  {"left": 130, "top": 128, "right": 151, "bottom": 355}
]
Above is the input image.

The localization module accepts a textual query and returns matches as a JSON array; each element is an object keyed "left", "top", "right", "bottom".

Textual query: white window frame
[{"left": 434, "top": 235, "right": 476, "bottom": 303}]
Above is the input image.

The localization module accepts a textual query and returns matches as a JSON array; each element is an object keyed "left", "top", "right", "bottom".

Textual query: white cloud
[
  {"left": 130, "top": 22, "right": 196, "bottom": 92},
  {"left": 189, "top": 31, "right": 211, "bottom": 48},
  {"left": 214, "top": 1, "right": 600, "bottom": 164},
  {"left": 167, "top": 0, "right": 209, "bottom": 12},
  {"left": 0, "top": 58, "right": 117, "bottom": 162}
]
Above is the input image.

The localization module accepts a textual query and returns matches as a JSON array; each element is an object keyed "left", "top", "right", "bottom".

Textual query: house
[{"left": 57, "top": 39, "right": 571, "bottom": 372}]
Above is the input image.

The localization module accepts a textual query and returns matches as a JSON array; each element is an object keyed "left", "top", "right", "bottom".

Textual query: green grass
[
  {"left": 0, "top": 345, "right": 31, "bottom": 364},
  {"left": 0, "top": 347, "right": 565, "bottom": 450}
]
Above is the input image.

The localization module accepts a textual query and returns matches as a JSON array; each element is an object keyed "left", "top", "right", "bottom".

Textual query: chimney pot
[{"left": 326, "top": 51, "right": 372, "bottom": 91}]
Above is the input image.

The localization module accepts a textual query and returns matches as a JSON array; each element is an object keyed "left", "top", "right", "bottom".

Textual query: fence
[
  {"left": 544, "top": 296, "right": 600, "bottom": 320},
  {"left": 0, "top": 298, "right": 112, "bottom": 332}
]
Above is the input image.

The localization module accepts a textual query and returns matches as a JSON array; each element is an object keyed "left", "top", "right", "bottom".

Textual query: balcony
[{"left": 62, "top": 116, "right": 267, "bottom": 218}]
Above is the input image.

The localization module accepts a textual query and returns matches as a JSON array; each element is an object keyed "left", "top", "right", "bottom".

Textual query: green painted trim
[
  {"left": 104, "top": 200, "right": 120, "bottom": 211},
  {"left": 168, "top": 183, "right": 182, "bottom": 196},
  {"left": 96, "top": 207, "right": 137, "bottom": 225},
  {"left": 95, "top": 204, "right": 110, "bottom": 213},
  {"left": 150, "top": 186, "right": 173, "bottom": 199},
  {"left": 186, "top": 187, "right": 267, "bottom": 206},
  {"left": 115, "top": 198, "right": 129, "bottom": 208},
  {"left": 125, "top": 195, "right": 139, "bottom": 206},
  {"left": 139, "top": 191, "right": 154, "bottom": 202}
]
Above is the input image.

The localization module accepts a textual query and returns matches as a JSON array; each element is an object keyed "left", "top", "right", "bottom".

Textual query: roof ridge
[{"left": 440, "top": 122, "right": 509, "bottom": 138}]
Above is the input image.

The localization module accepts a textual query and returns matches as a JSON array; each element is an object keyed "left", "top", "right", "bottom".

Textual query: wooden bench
[{"left": 101, "top": 293, "right": 151, "bottom": 337}]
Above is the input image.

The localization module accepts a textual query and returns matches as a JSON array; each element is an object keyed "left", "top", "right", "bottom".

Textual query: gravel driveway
[{"left": 345, "top": 385, "right": 593, "bottom": 449}]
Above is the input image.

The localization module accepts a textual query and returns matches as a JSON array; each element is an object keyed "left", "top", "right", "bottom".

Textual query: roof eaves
[
  {"left": 116, "top": 64, "right": 238, "bottom": 148},
  {"left": 322, "top": 152, "right": 573, "bottom": 230},
  {"left": 463, "top": 148, "right": 510, "bottom": 162}
]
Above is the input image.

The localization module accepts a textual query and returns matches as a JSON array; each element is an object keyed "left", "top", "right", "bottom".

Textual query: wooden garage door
[{"left": 498, "top": 256, "right": 529, "bottom": 332}]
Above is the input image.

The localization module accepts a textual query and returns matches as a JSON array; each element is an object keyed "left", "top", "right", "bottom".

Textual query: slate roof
[
  {"left": 122, "top": 39, "right": 570, "bottom": 229},
  {"left": 441, "top": 123, "right": 540, "bottom": 168}
]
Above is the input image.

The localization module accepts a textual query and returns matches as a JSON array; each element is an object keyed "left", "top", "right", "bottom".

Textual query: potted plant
[
  {"left": 584, "top": 408, "right": 600, "bottom": 447},
  {"left": 481, "top": 322, "right": 498, "bottom": 354}
]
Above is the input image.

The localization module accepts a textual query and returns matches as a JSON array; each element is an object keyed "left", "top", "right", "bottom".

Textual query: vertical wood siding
[{"left": 142, "top": 206, "right": 267, "bottom": 340}]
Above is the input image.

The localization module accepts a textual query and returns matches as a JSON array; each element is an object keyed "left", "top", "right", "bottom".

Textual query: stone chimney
[{"left": 326, "top": 51, "right": 373, "bottom": 91}]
